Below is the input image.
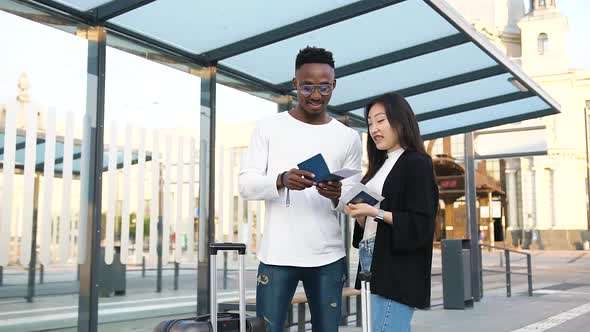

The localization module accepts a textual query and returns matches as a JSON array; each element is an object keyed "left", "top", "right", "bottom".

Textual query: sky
[
  {"left": 0, "top": 9, "right": 277, "bottom": 130},
  {"left": 549, "top": 0, "right": 589, "bottom": 70},
  {"left": 0, "top": 0, "right": 588, "bottom": 122}
]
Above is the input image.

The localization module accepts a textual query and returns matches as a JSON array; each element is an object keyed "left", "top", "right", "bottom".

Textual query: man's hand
[
  {"left": 279, "top": 169, "right": 316, "bottom": 191},
  {"left": 316, "top": 181, "right": 342, "bottom": 203}
]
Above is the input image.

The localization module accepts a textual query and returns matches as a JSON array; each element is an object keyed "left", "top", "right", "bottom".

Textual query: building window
[
  {"left": 430, "top": 139, "right": 443, "bottom": 156},
  {"left": 538, "top": 33, "right": 548, "bottom": 54},
  {"left": 451, "top": 134, "right": 464, "bottom": 161},
  {"left": 486, "top": 160, "right": 501, "bottom": 182},
  {"left": 539, "top": 0, "right": 546, "bottom": 7}
]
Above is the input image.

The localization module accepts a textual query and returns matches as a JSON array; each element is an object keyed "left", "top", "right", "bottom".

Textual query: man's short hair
[{"left": 295, "top": 46, "right": 335, "bottom": 70}]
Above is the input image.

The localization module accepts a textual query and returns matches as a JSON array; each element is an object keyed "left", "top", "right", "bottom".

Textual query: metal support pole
[
  {"left": 40, "top": 264, "right": 44, "bottom": 284},
  {"left": 174, "top": 262, "right": 179, "bottom": 290},
  {"left": 584, "top": 105, "right": 590, "bottom": 231},
  {"left": 297, "top": 303, "right": 306, "bottom": 332},
  {"left": 197, "top": 65, "right": 217, "bottom": 316},
  {"left": 223, "top": 251, "right": 228, "bottom": 289},
  {"left": 464, "top": 132, "right": 482, "bottom": 301},
  {"left": 210, "top": 253, "right": 217, "bottom": 332},
  {"left": 78, "top": 26, "right": 106, "bottom": 332},
  {"left": 488, "top": 191, "right": 494, "bottom": 246},
  {"left": 287, "top": 304, "right": 294, "bottom": 328},
  {"left": 156, "top": 218, "right": 163, "bottom": 293},
  {"left": 156, "top": 164, "right": 164, "bottom": 293},
  {"left": 26, "top": 175, "right": 40, "bottom": 303},
  {"left": 480, "top": 246, "right": 484, "bottom": 298},
  {"left": 141, "top": 256, "right": 146, "bottom": 278},
  {"left": 505, "top": 250, "right": 511, "bottom": 297},
  {"left": 527, "top": 254, "right": 533, "bottom": 296},
  {"left": 0, "top": 266, "right": 3, "bottom": 286}
]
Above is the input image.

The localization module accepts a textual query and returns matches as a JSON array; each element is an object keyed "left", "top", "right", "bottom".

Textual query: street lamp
[{"left": 585, "top": 100, "right": 590, "bottom": 231}]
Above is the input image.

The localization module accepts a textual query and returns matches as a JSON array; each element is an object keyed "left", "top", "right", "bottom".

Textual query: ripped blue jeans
[{"left": 255, "top": 257, "right": 347, "bottom": 332}]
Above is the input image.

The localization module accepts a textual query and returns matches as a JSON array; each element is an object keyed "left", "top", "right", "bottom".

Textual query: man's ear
[
  {"left": 292, "top": 78, "right": 297, "bottom": 90},
  {"left": 333, "top": 79, "right": 337, "bottom": 89}
]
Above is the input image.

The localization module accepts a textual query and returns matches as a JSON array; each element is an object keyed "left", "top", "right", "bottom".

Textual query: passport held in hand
[
  {"left": 297, "top": 153, "right": 360, "bottom": 183},
  {"left": 341, "top": 183, "right": 384, "bottom": 206}
]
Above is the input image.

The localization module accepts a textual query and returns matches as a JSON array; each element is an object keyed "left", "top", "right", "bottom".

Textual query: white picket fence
[{"left": 0, "top": 104, "right": 264, "bottom": 267}]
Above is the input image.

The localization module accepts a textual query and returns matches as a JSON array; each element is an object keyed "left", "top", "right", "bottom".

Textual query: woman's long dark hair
[{"left": 361, "top": 92, "right": 429, "bottom": 184}]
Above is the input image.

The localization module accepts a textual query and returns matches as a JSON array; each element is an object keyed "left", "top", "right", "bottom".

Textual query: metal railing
[{"left": 480, "top": 243, "right": 533, "bottom": 297}]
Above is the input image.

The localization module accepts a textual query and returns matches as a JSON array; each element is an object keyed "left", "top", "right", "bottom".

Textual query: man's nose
[{"left": 310, "top": 88, "right": 322, "bottom": 99}]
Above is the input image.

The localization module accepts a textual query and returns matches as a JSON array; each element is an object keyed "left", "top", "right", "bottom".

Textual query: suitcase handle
[
  {"left": 359, "top": 271, "right": 372, "bottom": 282},
  {"left": 209, "top": 242, "right": 247, "bottom": 332},
  {"left": 359, "top": 271, "right": 372, "bottom": 332},
  {"left": 210, "top": 242, "right": 246, "bottom": 255}
]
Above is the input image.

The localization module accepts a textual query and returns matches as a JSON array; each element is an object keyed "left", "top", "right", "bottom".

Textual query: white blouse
[{"left": 362, "top": 148, "right": 405, "bottom": 240}]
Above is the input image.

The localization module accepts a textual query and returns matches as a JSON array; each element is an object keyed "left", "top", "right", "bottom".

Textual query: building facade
[{"left": 443, "top": 0, "right": 590, "bottom": 249}]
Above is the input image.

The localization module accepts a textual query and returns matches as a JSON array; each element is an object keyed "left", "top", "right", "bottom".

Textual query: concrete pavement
[{"left": 1, "top": 250, "right": 589, "bottom": 331}]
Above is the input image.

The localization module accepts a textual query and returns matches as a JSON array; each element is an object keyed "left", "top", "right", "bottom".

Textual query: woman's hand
[
  {"left": 344, "top": 204, "right": 369, "bottom": 227},
  {"left": 344, "top": 203, "right": 379, "bottom": 227},
  {"left": 346, "top": 203, "right": 379, "bottom": 218}
]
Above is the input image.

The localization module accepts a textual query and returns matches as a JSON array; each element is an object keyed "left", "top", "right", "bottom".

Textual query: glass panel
[
  {"left": 213, "top": 85, "right": 277, "bottom": 311},
  {"left": 222, "top": 0, "right": 458, "bottom": 83},
  {"left": 96, "top": 43, "right": 202, "bottom": 329},
  {"left": 0, "top": 8, "right": 89, "bottom": 331},
  {"left": 419, "top": 97, "right": 549, "bottom": 136},
  {"left": 330, "top": 43, "right": 496, "bottom": 106},
  {"left": 110, "top": 0, "right": 359, "bottom": 54},
  {"left": 407, "top": 74, "right": 519, "bottom": 115},
  {"left": 217, "top": 71, "right": 287, "bottom": 105},
  {"left": 349, "top": 108, "right": 366, "bottom": 118},
  {"left": 53, "top": 0, "right": 113, "bottom": 11}
]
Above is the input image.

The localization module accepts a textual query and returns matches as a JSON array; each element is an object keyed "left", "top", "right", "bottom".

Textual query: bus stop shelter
[{"left": 1, "top": 1, "right": 560, "bottom": 331}]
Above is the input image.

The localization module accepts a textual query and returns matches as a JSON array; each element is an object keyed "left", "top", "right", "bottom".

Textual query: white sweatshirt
[{"left": 238, "top": 112, "right": 362, "bottom": 267}]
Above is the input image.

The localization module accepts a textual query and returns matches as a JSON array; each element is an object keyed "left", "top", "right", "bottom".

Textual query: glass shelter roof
[{"left": 21, "top": 0, "right": 560, "bottom": 138}]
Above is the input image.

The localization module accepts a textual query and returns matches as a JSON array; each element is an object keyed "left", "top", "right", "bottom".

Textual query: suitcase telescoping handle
[
  {"left": 210, "top": 243, "right": 246, "bottom": 255},
  {"left": 209, "top": 243, "right": 247, "bottom": 332},
  {"left": 359, "top": 271, "right": 372, "bottom": 332}
]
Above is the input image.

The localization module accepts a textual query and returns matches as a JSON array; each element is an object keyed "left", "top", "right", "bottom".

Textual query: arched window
[{"left": 538, "top": 33, "right": 548, "bottom": 54}]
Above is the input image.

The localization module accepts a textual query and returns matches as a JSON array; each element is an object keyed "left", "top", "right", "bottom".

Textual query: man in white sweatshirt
[{"left": 238, "top": 46, "right": 362, "bottom": 332}]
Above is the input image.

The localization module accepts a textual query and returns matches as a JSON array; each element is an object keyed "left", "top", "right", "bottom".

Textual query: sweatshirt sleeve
[
  {"left": 238, "top": 124, "right": 280, "bottom": 201},
  {"left": 333, "top": 131, "right": 363, "bottom": 212}
]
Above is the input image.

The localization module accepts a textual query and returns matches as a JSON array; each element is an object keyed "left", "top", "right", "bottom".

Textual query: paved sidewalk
[
  {"left": 341, "top": 283, "right": 590, "bottom": 332},
  {"left": 1, "top": 250, "right": 589, "bottom": 331}
]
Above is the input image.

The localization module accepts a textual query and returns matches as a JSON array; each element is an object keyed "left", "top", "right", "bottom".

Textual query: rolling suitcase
[
  {"left": 359, "top": 271, "right": 372, "bottom": 332},
  {"left": 154, "top": 243, "right": 265, "bottom": 332}
]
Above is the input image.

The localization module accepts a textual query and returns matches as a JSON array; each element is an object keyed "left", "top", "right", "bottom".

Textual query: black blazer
[{"left": 352, "top": 150, "right": 438, "bottom": 309}]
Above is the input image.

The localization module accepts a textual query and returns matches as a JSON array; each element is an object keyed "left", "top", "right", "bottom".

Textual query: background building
[{"left": 434, "top": 0, "right": 590, "bottom": 249}]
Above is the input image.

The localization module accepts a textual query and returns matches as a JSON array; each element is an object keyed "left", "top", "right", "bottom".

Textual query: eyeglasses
[{"left": 297, "top": 82, "right": 333, "bottom": 97}]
